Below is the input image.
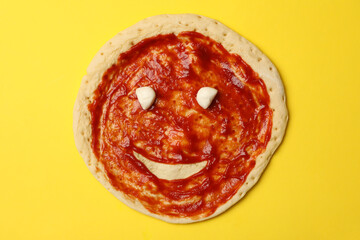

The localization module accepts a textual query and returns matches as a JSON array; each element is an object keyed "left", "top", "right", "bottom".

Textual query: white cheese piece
[
  {"left": 196, "top": 87, "right": 218, "bottom": 109},
  {"left": 134, "top": 152, "right": 207, "bottom": 180},
  {"left": 136, "top": 87, "right": 156, "bottom": 110}
]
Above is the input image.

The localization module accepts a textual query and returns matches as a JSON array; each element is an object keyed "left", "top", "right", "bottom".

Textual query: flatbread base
[{"left": 73, "top": 14, "right": 288, "bottom": 223}]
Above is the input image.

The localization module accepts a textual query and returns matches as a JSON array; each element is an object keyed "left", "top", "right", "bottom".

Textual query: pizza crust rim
[{"left": 73, "top": 14, "right": 288, "bottom": 224}]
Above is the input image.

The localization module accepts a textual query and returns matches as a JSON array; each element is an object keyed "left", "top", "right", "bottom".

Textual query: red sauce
[{"left": 88, "top": 32, "right": 272, "bottom": 219}]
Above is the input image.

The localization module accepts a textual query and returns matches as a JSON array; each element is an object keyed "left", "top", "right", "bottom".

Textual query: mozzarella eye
[
  {"left": 196, "top": 87, "right": 218, "bottom": 109},
  {"left": 136, "top": 86, "right": 156, "bottom": 110}
]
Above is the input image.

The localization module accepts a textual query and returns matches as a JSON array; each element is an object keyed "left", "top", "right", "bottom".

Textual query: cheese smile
[{"left": 133, "top": 151, "right": 207, "bottom": 180}]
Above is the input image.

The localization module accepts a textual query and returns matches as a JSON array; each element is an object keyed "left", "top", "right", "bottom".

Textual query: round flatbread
[{"left": 73, "top": 14, "right": 288, "bottom": 223}]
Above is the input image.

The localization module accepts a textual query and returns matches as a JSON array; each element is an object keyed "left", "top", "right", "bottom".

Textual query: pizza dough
[{"left": 73, "top": 14, "right": 288, "bottom": 223}]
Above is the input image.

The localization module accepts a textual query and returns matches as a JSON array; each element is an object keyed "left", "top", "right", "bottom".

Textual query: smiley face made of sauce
[{"left": 88, "top": 32, "right": 273, "bottom": 220}]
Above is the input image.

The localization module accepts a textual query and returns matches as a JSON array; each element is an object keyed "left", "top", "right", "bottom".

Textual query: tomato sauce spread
[{"left": 88, "top": 32, "right": 272, "bottom": 219}]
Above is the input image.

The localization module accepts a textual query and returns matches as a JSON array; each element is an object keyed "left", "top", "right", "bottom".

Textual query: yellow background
[{"left": 1, "top": 0, "right": 359, "bottom": 239}]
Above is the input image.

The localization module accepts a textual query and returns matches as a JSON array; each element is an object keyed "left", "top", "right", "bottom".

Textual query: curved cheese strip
[{"left": 134, "top": 152, "right": 207, "bottom": 180}]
